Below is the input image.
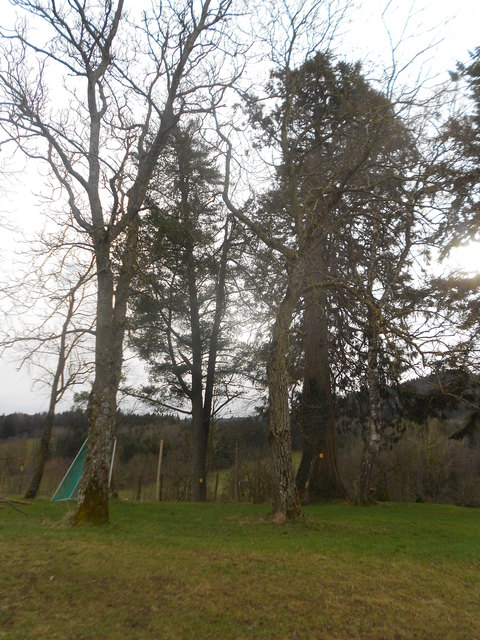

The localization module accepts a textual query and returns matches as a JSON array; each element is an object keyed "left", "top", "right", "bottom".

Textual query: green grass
[{"left": 1, "top": 500, "right": 479, "bottom": 639}]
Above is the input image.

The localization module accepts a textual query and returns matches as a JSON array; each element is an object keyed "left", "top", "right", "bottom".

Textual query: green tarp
[{"left": 51, "top": 438, "right": 87, "bottom": 502}]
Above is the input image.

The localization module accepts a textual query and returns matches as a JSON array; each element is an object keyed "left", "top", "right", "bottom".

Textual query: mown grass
[{"left": 1, "top": 499, "right": 479, "bottom": 639}]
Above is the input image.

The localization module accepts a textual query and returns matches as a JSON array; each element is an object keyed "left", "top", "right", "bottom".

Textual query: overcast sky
[{"left": 1, "top": 0, "right": 479, "bottom": 415}]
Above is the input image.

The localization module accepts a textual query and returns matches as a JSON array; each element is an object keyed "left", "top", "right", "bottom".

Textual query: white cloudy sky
[{"left": 0, "top": 0, "right": 479, "bottom": 414}]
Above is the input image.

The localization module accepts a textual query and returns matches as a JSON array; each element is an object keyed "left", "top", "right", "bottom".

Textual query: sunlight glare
[{"left": 448, "top": 242, "right": 480, "bottom": 275}]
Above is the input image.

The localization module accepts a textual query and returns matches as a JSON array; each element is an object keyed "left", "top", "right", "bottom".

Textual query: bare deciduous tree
[
  {"left": 0, "top": 227, "right": 95, "bottom": 498},
  {"left": 0, "top": 0, "right": 242, "bottom": 523}
]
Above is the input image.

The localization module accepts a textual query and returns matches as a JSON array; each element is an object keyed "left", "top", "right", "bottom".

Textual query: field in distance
[{"left": 0, "top": 500, "right": 479, "bottom": 639}]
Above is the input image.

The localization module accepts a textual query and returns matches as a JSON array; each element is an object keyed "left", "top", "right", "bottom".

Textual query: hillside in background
[{"left": 1, "top": 370, "right": 479, "bottom": 505}]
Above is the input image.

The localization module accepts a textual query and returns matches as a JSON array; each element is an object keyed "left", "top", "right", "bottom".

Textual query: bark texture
[
  {"left": 296, "top": 258, "right": 346, "bottom": 502},
  {"left": 74, "top": 244, "right": 120, "bottom": 524},
  {"left": 267, "top": 282, "right": 302, "bottom": 520},
  {"left": 75, "top": 221, "right": 138, "bottom": 524},
  {"left": 74, "top": 387, "right": 115, "bottom": 524}
]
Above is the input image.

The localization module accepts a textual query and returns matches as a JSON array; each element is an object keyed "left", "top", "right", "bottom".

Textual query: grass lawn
[{"left": 1, "top": 499, "right": 479, "bottom": 639}]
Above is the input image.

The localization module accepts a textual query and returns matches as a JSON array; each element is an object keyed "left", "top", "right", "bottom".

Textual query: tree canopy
[{"left": 0, "top": 0, "right": 479, "bottom": 521}]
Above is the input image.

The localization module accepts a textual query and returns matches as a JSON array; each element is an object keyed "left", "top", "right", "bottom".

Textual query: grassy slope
[{"left": 0, "top": 500, "right": 479, "bottom": 639}]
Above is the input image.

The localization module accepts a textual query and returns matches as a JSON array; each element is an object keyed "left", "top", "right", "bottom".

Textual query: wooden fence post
[
  {"left": 156, "top": 439, "right": 164, "bottom": 502},
  {"left": 234, "top": 440, "right": 239, "bottom": 502}
]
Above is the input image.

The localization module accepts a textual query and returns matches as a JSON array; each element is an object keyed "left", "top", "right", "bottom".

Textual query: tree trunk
[
  {"left": 199, "top": 216, "right": 231, "bottom": 502},
  {"left": 74, "top": 374, "right": 115, "bottom": 526},
  {"left": 296, "top": 265, "right": 346, "bottom": 502},
  {"left": 267, "top": 283, "right": 302, "bottom": 520},
  {"left": 24, "top": 410, "right": 54, "bottom": 499},
  {"left": 356, "top": 315, "right": 382, "bottom": 504},
  {"left": 184, "top": 213, "right": 208, "bottom": 502},
  {"left": 74, "top": 243, "right": 119, "bottom": 524},
  {"left": 190, "top": 214, "right": 231, "bottom": 502},
  {"left": 25, "top": 284, "right": 79, "bottom": 499},
  {"left": 192, "top": 397, "right": 207, "bottom": 501},
  {"left": 74, "top": 384, "right": 116, "bottom": 523}
]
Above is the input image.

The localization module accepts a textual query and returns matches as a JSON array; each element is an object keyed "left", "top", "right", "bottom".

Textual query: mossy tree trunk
[
  {"left": 74, "top": 242, "right": 120, "bottom": 524},
  {"left": 74, "top": 218, "right": 140, "bottom": 525}
]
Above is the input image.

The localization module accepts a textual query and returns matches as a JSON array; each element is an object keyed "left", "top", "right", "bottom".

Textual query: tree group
[{"left": 0, "top": 1, "right": 479, "bottom": 523}]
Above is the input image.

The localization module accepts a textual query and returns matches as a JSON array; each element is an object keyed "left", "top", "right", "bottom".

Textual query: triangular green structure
[{"left": 51, "top": 438, "right": 88, "bottom": 502}]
